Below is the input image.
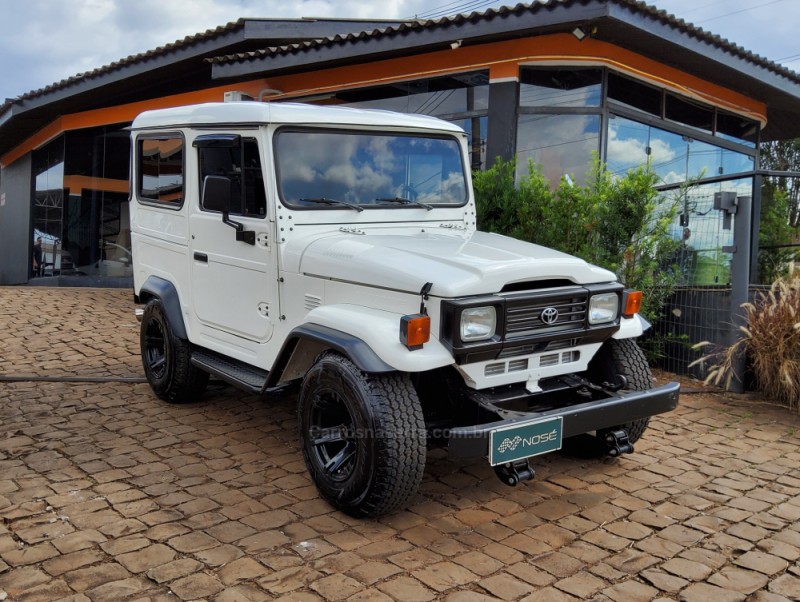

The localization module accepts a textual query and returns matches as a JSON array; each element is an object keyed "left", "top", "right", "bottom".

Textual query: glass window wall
[
  {"left": 667, "top": 178, "right": 752, "bottom": 286},
  {"left": 32, "top": 136, "right": 65, "bottom": 278},
  {"left": 608, "top": 115, "right": 754, "bottom": 184},
  {"left": 516, "top": 114, "right": 601, "bottom": 186},
  {"left": 301, "top": 72, "right": 489, "bottom": 170},
  {"left": 31, "top": 125, "right": 132, "bottom": 281},
  {"left": 607, "top": 72, "right": 661, "bottom": 116},
  {"left": 519, "top": 68, "right": 601, "bottom": 108}
]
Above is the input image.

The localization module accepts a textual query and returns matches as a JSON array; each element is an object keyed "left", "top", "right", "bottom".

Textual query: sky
[{"left": 0, "top": 0, "right": 798, "bottom": 104}]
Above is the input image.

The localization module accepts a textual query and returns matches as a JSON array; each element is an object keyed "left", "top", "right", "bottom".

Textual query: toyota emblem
[{"left": 540, "top": 307, "right": 559, "bottom": 324}]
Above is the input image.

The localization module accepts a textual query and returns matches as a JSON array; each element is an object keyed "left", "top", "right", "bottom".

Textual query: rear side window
[{"left": 138, "top": 136, "right": 184, "bottom": 206}]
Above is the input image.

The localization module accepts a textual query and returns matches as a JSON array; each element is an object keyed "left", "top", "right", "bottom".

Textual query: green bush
[{"left": 473, "top": 156, "right": 680, "bottom": 327}]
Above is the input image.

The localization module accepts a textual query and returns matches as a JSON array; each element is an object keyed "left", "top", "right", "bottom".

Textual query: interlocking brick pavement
[{"left": 1, "top": 286, "right": 800, "bottom": 600}]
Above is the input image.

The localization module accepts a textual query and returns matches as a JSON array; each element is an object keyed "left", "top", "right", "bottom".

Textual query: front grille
[
  {"left": 440, "top": 284, "right": 620, "bottom": 365},
  {"left": 504, "top": 292, "right": 587, "bottom": 338}
]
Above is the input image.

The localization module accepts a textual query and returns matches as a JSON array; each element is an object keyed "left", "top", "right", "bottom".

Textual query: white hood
[{"left": 290, "top": 229, "right": 617, "bottom": 297}]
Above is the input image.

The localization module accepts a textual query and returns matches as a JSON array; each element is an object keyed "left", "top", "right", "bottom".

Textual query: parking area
[{"left": 1, "top": 287, "right": 800, "bottom": 601}]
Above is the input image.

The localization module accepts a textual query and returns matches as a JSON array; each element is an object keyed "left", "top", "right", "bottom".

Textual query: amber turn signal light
[
  {"left": 400, "top": 314, "right": 430, "bottom": 350},
  {"left": 623, "top": 290, "right": 643, "bottom": 318}
]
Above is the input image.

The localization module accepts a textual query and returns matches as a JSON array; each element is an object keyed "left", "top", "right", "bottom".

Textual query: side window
[
  {"left": 198, "top": 137, "right": 266, "bottom": 217},
  {"left": 138, "top": 136, "right": 184, "bottom": 206}
]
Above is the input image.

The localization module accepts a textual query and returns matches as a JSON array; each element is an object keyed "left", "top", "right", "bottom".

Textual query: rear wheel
[
  {"left": 298, "top": 352, "right": 426, "bottom": 517},
  {"left": 140, "top": 299, "right": 208, "bottom": 404},
  {"left": 566, "top": 338, "right": 652, "bottom": 456}
]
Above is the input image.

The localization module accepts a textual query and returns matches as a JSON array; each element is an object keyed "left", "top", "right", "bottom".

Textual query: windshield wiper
[
  {"left": 299, "top": 197, "right": 364, "bottom": 212},
  {"left": 374, "top": 197, "right": 433, "bottom": 211}
]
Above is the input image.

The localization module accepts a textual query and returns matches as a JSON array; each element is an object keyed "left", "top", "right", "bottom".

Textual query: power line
[
  {"left": 694, "top": 0, "right": 786, "bottom": 25},
  {"left": 672, "top": 0, "right": 735, "bottom": 17},
  {"left": 409, "top": 0, "right": 502, "bottom": 20}
]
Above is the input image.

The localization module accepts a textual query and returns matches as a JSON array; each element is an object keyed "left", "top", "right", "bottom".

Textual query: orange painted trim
[
  {"left": 1, "top": 80, "right": 267, "bottom": 167},
  {"left": 63, "top": 175, "right": 129, "bottom": 195},
  {"left": 264, "top": 35, "right": 766, "bottom": 122},
  {"left": 2, "top": 32, "right": 768, "bottom": 167}
]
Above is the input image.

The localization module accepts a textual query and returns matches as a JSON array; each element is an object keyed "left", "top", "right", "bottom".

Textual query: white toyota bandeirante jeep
[{"left": 131, "top": 102, "right": 679, "bottom": 517}]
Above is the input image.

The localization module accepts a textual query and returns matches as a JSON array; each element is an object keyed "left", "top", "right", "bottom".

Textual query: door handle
[{"left": 193, "top": 252, "right": 208, "bottom": 263}]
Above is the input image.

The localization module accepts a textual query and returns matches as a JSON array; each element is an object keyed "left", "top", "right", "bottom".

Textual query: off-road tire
[
  {"left": 567, "top": 338, "right": 652, "bottom": 456},
  {"left": 298, "top": 352, "right": 426, "bottom": 518},
  {"left": 140, "top": 299, "right": 208, "bottom": 404}
]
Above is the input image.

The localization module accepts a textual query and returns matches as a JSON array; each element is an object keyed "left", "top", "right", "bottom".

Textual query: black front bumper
[{"left": 447, "top": 381, "right": 680, "bottom": 458}]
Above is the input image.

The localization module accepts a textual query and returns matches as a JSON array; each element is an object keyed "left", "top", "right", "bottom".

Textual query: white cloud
[
  {"left": 0, "top": 0, "right": 419, "bottom": 101},
  {"left": 1, "top": 0, "right": 797, "bottom": 104}
]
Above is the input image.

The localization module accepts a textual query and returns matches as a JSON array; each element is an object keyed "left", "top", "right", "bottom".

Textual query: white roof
[{"left": 131, "top": 101, "right": 465, "bottom": 133}]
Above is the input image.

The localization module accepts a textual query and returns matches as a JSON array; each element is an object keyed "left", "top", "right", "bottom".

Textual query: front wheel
[
  {"left": 140, "top": 299, "right": 208, "bottom": 404},
  {"left": 298, "top": 352, "right": 426, "bottom": 518}
]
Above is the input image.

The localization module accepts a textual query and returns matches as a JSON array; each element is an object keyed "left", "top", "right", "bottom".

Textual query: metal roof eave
[
  {"left": 604, "top": 3, "right": 800, "bottom": 112},
  {"left": 0, "top": 25, "right": 244, "bottom": 121},
  {"left": 209, "top": 1, "right": 800, "bottom": 141},
  {"left": 209, "top": 2, "right": 612, "bottom": 79}
]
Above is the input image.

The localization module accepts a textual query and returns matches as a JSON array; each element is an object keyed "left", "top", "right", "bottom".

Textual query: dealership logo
[
  {"left": 497, "top": 436, "right": 522, "bottom": 453},
  {"left": 540, "top": 307, "right": 559, "bottom": 324}
]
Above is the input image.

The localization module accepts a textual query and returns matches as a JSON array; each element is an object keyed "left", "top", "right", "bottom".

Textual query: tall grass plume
[{"left": 692, "top": 278, "right": 800, "bottom": 408}]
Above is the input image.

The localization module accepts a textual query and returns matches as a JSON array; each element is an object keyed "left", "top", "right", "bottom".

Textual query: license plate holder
[{"left": 489, "top": 416, "right": 563, "bottom": 466}]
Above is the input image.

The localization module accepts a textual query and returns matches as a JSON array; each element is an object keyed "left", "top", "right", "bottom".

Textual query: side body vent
[{"left": 304, "top": 294, "right": 322, "bottom": 311}]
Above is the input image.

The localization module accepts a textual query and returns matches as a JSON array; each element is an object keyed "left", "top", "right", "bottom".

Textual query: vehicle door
[{"left": 189, "top": 132, "right": 277, "bottom": 343}]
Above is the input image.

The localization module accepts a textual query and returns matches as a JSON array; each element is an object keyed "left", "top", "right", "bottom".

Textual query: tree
[
  {"left": 760, "top": 139, "right": 800, "bottom": 227},
  {"left": 758, "top": 140, "right": 800, "bottom": 281}
]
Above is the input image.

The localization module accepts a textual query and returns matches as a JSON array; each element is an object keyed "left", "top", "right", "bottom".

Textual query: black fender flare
[
  {"left": 138, "top": 276, "right": 188, "bottom": 340},
  {"left": 265, "top": 323, "right": 394, "bottom": 389}
]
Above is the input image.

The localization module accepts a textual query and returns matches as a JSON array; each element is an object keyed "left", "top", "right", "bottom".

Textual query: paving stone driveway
[{"left": 1, "top": 287, "right": 800, "bottom": 601}]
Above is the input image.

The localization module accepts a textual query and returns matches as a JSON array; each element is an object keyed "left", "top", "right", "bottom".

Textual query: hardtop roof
[{"left": 131, "top": 102, "right": 465, "bottom": 133}]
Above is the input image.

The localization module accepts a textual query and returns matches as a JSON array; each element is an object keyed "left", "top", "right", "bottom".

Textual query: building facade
[{"left": 2, "top": 2, "right": 800, "bottom": 319}]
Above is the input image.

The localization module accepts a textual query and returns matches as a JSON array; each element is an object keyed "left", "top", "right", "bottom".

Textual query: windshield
[{"left": 275, "top": 129, "right": 468, "bottom": 209}]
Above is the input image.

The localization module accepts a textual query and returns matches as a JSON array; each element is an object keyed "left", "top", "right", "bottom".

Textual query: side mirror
[{"left": 202, "top": 175, "right": 232, "bottom": 213}]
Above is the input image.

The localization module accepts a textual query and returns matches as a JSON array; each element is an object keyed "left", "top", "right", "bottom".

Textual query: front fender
[
  {"left": 304, "top": 304, "right": 454, "bottom": 373},
  {"left": 611, "top": 314, "right": 650, "bottom": 340}
]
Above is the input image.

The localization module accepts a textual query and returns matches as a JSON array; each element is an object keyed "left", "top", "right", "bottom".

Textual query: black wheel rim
[
  {"left": 144, "top": 318, "right": 167, "bottom": 379},
  {"left": 308, "top": 389, "right": 358, "bottom": 482}
]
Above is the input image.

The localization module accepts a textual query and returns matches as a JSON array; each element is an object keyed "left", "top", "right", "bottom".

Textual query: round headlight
[
  {"left": 589, "top": 293, "right": 619, "bottom": 324},
  {"left": 460, "top": 306, "right": 497, "bottom": 341}
]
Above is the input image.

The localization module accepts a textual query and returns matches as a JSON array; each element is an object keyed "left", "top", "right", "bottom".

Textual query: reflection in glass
[
  {"left": 450, "top": 116, "right": 487, "bottom": 170},
  {"left": 32, "top": 136, "right": 65, "bottom": 278},
  {"left": 67, "top": 127, "right": 132, "bottom": 279},
  {"left": 321, "top": 73, "right": 489, "bottom": 174},
  {"left": 516, "top": 114, "right": 600, "bottom": 186},
  {"left": 664, "top": 178, "right": 752, "bottom": 286},
  {"left": 606, "top": 116, "right": 649, "bottom": 177},
  {"left": 139, "top": 138, "right": 184, "bottom": 204},
  {"left": 31, "top": 126, "right": 132, "bottom": 280},
  {"left": 336, "top": 72, "right": 489, "bottom": 117},
  {"left": 716, "top": 109, "right": 758, "bottom": 147},
  {"left": 607, "top": 72, "right": 662, "bottom": 116},
  {"left": 720, "top": 148, "right": 755, "bottom": 175},
  {"left": 608, "top": 115, "right": 754, "bottom": 185},
  {"left": 519, "top": 68, "right": 601, "bottom": 108},
  {"left": 665, "top": 93, "right": 713, "bottom": 134},
  {"left": 276, "top": 130, "right": 467, "bottom": 207}
]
